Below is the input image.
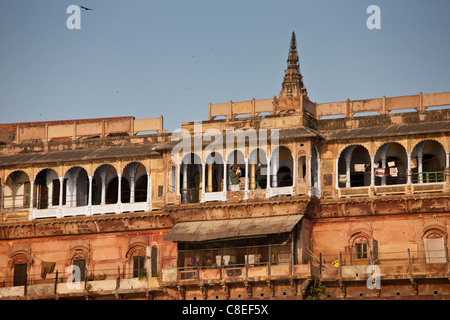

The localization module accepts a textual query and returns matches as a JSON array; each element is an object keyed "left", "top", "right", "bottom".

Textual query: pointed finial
[{"left": 279, "top": 32, "right": 308, "bottom": 98}]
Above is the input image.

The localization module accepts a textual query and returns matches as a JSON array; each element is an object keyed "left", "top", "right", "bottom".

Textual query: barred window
[{"left": 354, "top": 242, "right": 368, "bottom": 259}]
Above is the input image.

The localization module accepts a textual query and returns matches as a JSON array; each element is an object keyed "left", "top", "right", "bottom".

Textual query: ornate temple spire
[{"left": 279, "top": 31, "right": 308, "bottom": 98}]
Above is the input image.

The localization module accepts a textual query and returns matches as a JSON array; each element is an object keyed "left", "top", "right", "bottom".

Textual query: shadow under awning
[{"left": 164, "top": 214, "right": 303, "bottom": 242}]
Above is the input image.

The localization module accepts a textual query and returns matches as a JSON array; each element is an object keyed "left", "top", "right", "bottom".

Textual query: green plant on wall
[
  {"left": 306, "top": 280, "right": 326, "bottom": 300},
  {"left": 138, "top": 269, "right": 147, "bottom": 280}
]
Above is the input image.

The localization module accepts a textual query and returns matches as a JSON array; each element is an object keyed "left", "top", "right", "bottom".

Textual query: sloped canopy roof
[
  {"left": 164, "top": 214, "right": 303, "bottom": 242},
  {"left": 0, "top": 144, "right": 160, "bottom": 166}
]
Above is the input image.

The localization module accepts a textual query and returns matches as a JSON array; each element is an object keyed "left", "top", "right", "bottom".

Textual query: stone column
[
  {"left": 117, "top": 173, "right": 122, "bottom": 204},
  {"left": 29, "top": 181, "right": 34, "bottom": 219},
  {"left": 130, "top": 171, "right": 136, "bottom": 204},
  {"left": 272, "top": 156, "right": 278, "bottom": 188},
  {"left": 29, "top": 180, "right": 34, "bottom": 210},
  {"left": 101, "top": 173, "right": 107, "bottom": 205},
  {"left": 222, "top": 161, "right": 228, "bottom": 193},
  {"left": 381, "top": 154, "right": 387, "bottom": 186},
  {"left": 370, "top": 156, "right": 375, "bottom": 187},
  {"left": 308, "top": 155, "right": 313, "bottom": 195},
  {"left": 445, "top": 151, "right": 450, "bottom": 185},
  {"left": 87, "top": 176, "right": 93, "bottom": 215},
  {"left": 182, "top": 164, "right": 188, "bottom": 204},
  {"left": 250, "top": 162, "right": 256, "bottom": 190},
  {"left": 176, "top": 165, "right": 180, "bottom": 197},
  {"left": 418, "top": 154, "right": 423, "bottom": 184},
  {"left": 292, "top": 156, "right": 297, "bottom": 188},
  {"left": 345, "top": 158, "right": 351, "bottom": 188},
  {"left": 266, "top": 156, "right": 271, "bottom": 198},
  {"left": 58, "top": 177, "right": 64, "bottom": 218},
  {"left": 147, "top": 172, "right": 152, "bottom": 211},
  {"left": 407, "top": 154, "right": 412, "bottom": 185},
  {"left": 201, "top": 163, "right": 206, "bottom": 202},
  {"left": 72, "top": 176, "right": 78, "bottom": 207},
  {"left": 244, "top": 158, "right": 249, "bottom": 200},
  {"left": 207, "top": 164, "right": 213, "bottom": 193}
]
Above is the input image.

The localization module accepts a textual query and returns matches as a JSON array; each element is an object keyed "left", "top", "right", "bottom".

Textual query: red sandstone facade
[{"left": 0, "top": 33, "right": 450, "bottom": 300}]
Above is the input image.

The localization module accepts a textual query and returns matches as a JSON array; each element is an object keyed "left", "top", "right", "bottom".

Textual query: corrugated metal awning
[{"left": 164, "top": 214, "right": 303, "bottom": 242}]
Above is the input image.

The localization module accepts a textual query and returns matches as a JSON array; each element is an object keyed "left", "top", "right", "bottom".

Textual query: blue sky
[{"left": 0, "top": 0, "right": 449, "bottom": 132}]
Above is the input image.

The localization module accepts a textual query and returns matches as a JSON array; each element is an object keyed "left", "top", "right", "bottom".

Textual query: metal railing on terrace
[
  {"left": 0, "top": 266, "right": 154, "bottom": 289},
  {"left": 160, "top": 243, "right": 316, "bottom": 283},
  {"left": 313, "top": 248, "right": 450, "bottom": 279},
  {"left": 411, "top": 171, "right": 446, "bottom": 184}
]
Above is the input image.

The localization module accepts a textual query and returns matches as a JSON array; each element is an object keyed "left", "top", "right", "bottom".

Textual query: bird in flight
[{"left": 80, "top": 6, "right": 92, "bottom": 10}]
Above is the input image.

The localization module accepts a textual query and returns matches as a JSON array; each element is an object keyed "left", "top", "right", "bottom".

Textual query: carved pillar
[
  {"left": 370, "top": 156, "right": 375, "bottom": 187},
  {"left": 100, "top": 173, "right": 106, "bottom": 205},
  {"left": 345, "top": 157, "right": 351, "bottom": 188},
  {"left": 58, "top": 177, "right": 64, "bottom": 218},
  {"left": 250, "top": 162, "right": 256, "bottom": 190},
  {"left": 207, "top": 164, "right": 213, "bottom": 193},
  {"left": 446, "top": 151, "right": 450, "bottom": 185},
  {"left": 381, "top": 154, "right": 387, "bottom": 186},
  {"left": 243, "top": 158, "right": 249, "bottom": 200},
  {"left": 201, "top": 163, "right": 206, "bottom": 203},
  {"left": 308, "top": 155, "right": 314, "bottom": 195},
  {"left": 407, "top": 154, "right": 412, "bottom": 185},
  {"left": 418, "top": 154, "right": 423, "bottom": 184},
  {"left": 29, "top": 180, "right": 34, "bottom": 210},
  {"left": 72, "top": 176, "right": 78, "bottom": 207},
  {"left": 266, "top": 156, "right": 271, "bottom": 198},
  {"left": 88, "top": 176, "right": 92, "bottom": 206},
  {"left": 87, "top": 176, "right": 93, "bottom": 214},
  {"left": 182, "top": 164, "right": 188, "bottom": 204},
  {"left": 272, "top": 156, "right": 278, "bottom": 188},
  {"left": 147, "top": 172, "right": 152, "bottom": 211},
  {"left": 117, "top": 173, "right": 122, "bottom": 213},
  {"left": 130, "top": 171, "right": 136, "bottom": 204},
  {"left": 222, "top": 161, "right": 227, "bottom": 196},
  {"left": 29, "top": 180, "right": 34, "bottom": 220}
]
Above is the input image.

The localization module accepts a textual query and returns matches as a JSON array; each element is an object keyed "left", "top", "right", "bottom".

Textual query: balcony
[
  {"left": 316, "top": 248, "right": 450, "bottom": 283},
  {"left": 29, "top": 201, "right": 151, "bottom": 219},
  {"left": 337, "top": 170, "right": 447, "bottom": 198},
  {"left": 160, "top": 244, "right": 318, "bottom": 285},
  {"left": 0, "top": 267, "right": 158, "bottom": 299}
]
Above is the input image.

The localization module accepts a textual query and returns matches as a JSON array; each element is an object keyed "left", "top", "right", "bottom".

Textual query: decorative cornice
[{"left": 0, "top": 212, "right": 173, "bottom": 240}]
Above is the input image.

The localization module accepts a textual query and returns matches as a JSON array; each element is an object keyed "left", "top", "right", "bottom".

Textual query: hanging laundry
[
  {"left": 376, "top": 168, "right": 385, "bottom": 177},
  {"left": 41, "top": 261, "right": 56, "bottom": 279},
  {"left": 390, "top": 167, "right": 398, "bottom": 177},
  {"left": 354, "top": 164, "right": 365, "bottom": 172},
  {"left": 411, "top": 158, "right": 417, "bottom": 169},
  {"left": 388, "top": 161, "right": 396, "bottom": 167},
  {"left": 339, "top": 174, "right": 347, "bottom": 183}
]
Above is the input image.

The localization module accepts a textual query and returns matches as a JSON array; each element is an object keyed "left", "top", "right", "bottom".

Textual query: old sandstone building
[{"left": 0, "top": 32, "right": 449, "bottom": 300}]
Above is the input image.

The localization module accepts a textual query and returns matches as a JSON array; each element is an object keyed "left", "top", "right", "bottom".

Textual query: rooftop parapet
[
  {"left": 0, "top": 116, "right": 166, "bottom": 145},
  {"left": 208, "top": 91, "right": 450, "bottom": 122}
]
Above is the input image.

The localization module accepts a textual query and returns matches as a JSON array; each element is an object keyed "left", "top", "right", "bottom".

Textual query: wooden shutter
[
  {"left": 424, "top": 237, "right": 446, "bottom": 263},
  {"left": 38, "top": 184, "right": 48, "bottom": 209},
  {"left": 133, "top": 256, "right": 145, "bottom": 278},
  {"left": 52, "top": 179, "right": 60, "bottom": 206},
  {"left": 371, "top": 238, "right": 379, "bottom": 264},
  {"left": 151, "top": 247, "right": 158, "bottom": 277},
  {"left": 73, "top": 259, "right": 86, "bottom": 281},
  {"left": 13, "top": 263, "right": 27, "bottom": 286}
]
